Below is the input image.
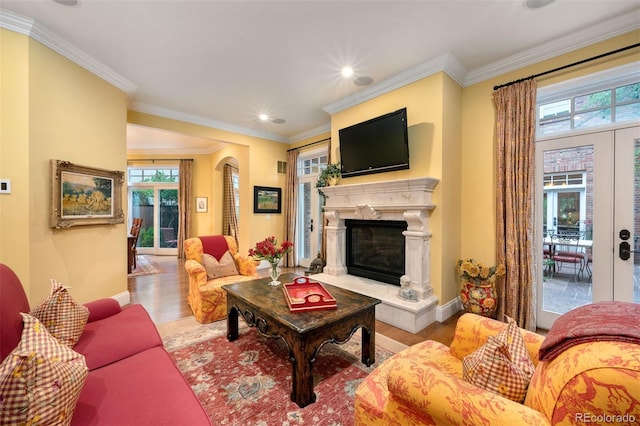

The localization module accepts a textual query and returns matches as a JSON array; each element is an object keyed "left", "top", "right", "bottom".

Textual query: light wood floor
[{"left": 128, "top": 255, "right": 462, "bottom": 347}]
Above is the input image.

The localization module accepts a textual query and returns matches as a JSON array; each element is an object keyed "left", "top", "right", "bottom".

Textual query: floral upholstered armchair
[
  {"left": 355, "top": 308, "right": 640, "bottom": 425},
  {"left": 183, "top": 235, "right": 258, "bottom": 323}
]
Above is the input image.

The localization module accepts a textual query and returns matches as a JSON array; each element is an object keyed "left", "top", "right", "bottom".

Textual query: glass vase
[{"left": 268, "top": 261, "right": 281, "bottom": 286}]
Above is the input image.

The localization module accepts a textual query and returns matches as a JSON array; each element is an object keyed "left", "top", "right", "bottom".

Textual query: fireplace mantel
[{"left": 316, "top": 177, "right": 440, "bottom": 333}]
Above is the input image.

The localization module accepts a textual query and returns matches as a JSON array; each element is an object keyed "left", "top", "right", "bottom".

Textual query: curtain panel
[
  {"left": 223, "top": 164, "right": 240, "bottom": 247},
  {"left": 284, "top": 150, "right": 298, "bottom": 267},
  {"left": 177, "top": 159, "right": 193, "bottom": 258},
  {"left": 494, "top": 79, "right": 537, "bottom": 331}
]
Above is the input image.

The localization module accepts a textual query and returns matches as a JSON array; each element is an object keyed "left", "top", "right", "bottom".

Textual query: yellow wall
[
  {"left": 0, "top": 30, "right": 30, "bottom": 294},
  {"left": 460, "top": 30, "right": 640, "bottom": 266},
  {"left": 3, "top": 23, "right": 637, "bottom": 312},
  {"left": 328, "top": 30, "right": 639, "bottom": 308},
  {"left": 127, "top": 112, "right": 289, "bottom": 254},
  {"left": 330, "top": 72, "right": 463, "bottom": 305},
  {"left": 0, "top": 30, "right": 128, "bottom": 305}
]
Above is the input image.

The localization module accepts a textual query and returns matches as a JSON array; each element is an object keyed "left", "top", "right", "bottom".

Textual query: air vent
[{"left": 277, "top": 161, "right": 287, "bottom": 175}]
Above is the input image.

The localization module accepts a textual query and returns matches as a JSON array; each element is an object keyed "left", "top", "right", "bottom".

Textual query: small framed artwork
[
  {"left": 253, "top": 186, "right": 282, "bottom": 214},
  {"left": 50, "top": 159, "right": 124, "bottom": 229},
  {"left": 196, "top": 197, "right": 208, "bottom": 213}
]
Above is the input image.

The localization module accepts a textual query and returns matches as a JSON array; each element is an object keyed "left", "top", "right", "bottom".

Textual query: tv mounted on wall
[{"left": 338, "top": 107, "right": 409, "bottom": 178}]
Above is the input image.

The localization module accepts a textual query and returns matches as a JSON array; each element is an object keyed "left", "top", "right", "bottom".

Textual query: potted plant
[
  {"left": 456, "top": 258, "right": 506, "bottom": 318},
  {"left": 316, "top": 162, "right": 341, "bottom": 197}
]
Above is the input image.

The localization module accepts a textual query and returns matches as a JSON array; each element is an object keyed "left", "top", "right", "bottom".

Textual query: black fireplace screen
[{"left": 345, "top": 219, "right": 406, "bottom": 285}]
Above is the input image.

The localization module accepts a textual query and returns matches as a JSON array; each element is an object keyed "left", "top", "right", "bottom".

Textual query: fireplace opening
[{"left": 345, "top": 219, "right": 406, "bottom": 286}]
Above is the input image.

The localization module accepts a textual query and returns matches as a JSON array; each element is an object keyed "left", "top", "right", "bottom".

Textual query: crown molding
[
  {"left": 130, "top": 102, "right": 289, "bottom": 144},
  {"left": 0, "top": 8, "right": 137, "bottom": 97},
  {"left": 289, "top": 123, "right": 331, "bottom": 143},
  {"left": 126, "top": 146, "right": 223, "bottom": 156},
  {"left": 323, "top": 53, "right": 468, "bottom": 115},
  {"left": 465, "top": 7, "right": 640, "bottom": 87}
]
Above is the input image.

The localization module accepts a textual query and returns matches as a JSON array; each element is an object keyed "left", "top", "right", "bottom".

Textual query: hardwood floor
[{"left": 128, "top": 255, "right": 461, "bottom": 347}]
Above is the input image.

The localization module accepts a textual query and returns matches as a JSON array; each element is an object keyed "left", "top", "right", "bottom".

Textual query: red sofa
[{"left": 0, "top": 263, "right": 211, "bottom": 425}]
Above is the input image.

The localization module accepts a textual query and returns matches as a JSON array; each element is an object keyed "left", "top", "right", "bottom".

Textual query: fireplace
[
  {"left": 346, "top": 219, "right": 405, "bottom": 285},
  {"left": 313, "top": 177, "right": 440, "bottom": 333}
]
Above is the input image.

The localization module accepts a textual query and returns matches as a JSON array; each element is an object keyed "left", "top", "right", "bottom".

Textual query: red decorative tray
[{"left": 283, "top": 277, "right": 337, "bottom": 312}]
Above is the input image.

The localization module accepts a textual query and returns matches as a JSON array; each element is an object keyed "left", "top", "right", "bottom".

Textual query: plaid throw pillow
[
  {"left": 30, "top": 279, "right": 89, "bottom": 348},
  {"left": 462, "top": 316, "right": 535, "bottom": 402},
  {"left": 0, "top": 313, "right": 88, "bottom": 426}
]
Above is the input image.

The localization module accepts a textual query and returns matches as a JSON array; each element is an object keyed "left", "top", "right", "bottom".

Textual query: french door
[
  {"left": 536, "top": 126, "right": 639, "bottom": 329},
  {"left": 129, "top": 186, "right": 179, "bottom": 255},
  {"left": 297, "top": 176, "right": 323, "bottom": 268}
]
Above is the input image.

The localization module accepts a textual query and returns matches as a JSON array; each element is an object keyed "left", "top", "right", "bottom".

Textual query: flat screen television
[{"left": 338, "top": 107, "right": 409, "bottom": 178}]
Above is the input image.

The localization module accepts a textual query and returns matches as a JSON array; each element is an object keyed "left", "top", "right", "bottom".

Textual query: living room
[
  {"left": 1, "top": 1, "right": 640, "bottom": 424},
  {"left": 2, "top": 4, "right": 637, "bottom": 316}
]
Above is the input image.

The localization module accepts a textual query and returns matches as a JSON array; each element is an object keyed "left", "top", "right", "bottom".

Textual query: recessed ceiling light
[
  {"left": 354, "top": 76, "right": 373, "bottom": 86},
  {"left": 53, "top": 0, "right": 80, "bottom": 6},
  {"left": 271, "top": 118, "right": 286, "bottom": 124},
  {"left": 259, "top": 114, "right": 269, "bottom": 122},
  {"left": 524, "top": 0, "right": 554, "bottom": 8},
  {"left": 341, "top": 66, "right": 354, "bottom": 78}
]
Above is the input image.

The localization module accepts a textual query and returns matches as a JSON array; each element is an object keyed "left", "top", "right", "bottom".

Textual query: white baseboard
[
  {"left": 111, "top": 291, "right": 130, "bottom": 307},
  {"left": 436, "top": 297, "right": 462, "bottom": 322}
]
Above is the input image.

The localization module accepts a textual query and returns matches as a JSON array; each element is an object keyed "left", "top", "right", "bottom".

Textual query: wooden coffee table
[{"left": 222, "top": 273, "right": 380, "bottom": 408}]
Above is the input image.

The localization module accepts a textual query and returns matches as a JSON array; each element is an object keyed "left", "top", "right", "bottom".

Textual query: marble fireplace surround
[{"left": 313, "top": 177, "right": 440, "bottom": 333}]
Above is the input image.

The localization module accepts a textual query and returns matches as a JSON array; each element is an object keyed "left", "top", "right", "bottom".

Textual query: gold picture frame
[{"left": 50, "top": 159, "right": 125, "bottom": 229}]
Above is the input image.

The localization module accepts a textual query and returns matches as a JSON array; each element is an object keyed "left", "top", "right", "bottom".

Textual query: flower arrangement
[
  {"left": 248, "top": 236, "right": 293, "bottom": 264},
  {"left": 456, "top": 258, "right": 506, "bottom": 285}
]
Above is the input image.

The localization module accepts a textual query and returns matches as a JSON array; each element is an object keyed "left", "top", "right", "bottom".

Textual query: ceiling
[{"left": 2, "top": 0, "right": 639, "bottom": 153}]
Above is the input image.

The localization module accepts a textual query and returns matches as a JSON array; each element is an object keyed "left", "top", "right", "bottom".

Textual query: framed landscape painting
[
  {"left": 50, "top": 159, "right": 125, "bottom": 228},
  {"left": 253, "top": 186, "right": 282, "bottom": 214}
]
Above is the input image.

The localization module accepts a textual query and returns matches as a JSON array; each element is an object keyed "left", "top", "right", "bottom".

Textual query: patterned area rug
[
  {"left": 128, "top": 255, "right": 164, "bottom": 276},
  {"left": 160, "top": 317, "right": 402, "bottom": 425}
]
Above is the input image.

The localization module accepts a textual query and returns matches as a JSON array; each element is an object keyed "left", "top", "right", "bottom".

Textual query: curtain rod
[
  {"left": 287, "top": 137, "right": 331, "bottom": 152},
  {"left": 493, "top": 42, "right": 640, "bottom": 91},
  {"left": 127, "top": 159, "right": 193, "bottom": 162}
]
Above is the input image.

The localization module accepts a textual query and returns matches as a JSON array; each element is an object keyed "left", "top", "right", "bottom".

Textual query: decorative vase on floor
[
  {"left": 459, "top": 279, "right": 498, "bottom": 318},
  {"left": 456, "top": 258, "right": 505, "bottom": 319},
  {"left": 268, "top": 261, "right": 281, "bottom": 286}
]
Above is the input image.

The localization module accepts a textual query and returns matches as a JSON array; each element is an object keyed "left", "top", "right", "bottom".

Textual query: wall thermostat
[{"left": 0, "top": 179, "right": 11, "bottom": 194}]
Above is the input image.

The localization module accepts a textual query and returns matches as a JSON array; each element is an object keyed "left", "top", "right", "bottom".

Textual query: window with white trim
[
  {"left": 537, "top": 62, "right": 640, "bottom": 137},
  {"left": 298, "top": 153, "right": 328, "bottom": 177}
]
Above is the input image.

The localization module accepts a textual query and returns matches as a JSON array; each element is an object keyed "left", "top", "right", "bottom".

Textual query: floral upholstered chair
[
  {"left": 183, "top": 235, "right": 258, "bottom": 323},
  {"left": 355, "top": 306, "right": 640, "bottom": 425}
]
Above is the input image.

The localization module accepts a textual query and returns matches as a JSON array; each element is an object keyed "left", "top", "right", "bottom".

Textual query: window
[
  {"left": 299, "top": 154, "right": 328, "bottom": 177},
  {"left": 128, "top": 167, "right": 179, "bottom": 183},
  {"left": 232, "top": 167, "right": 240, "bottom": 221},
  {"left": 537, "top": 62, "right": 640, "bottom": 137}
]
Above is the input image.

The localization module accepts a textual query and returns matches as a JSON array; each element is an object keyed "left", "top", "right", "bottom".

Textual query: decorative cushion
[
  {"left": 462, "top": 316, "right": 535, "bottom": 402},
  {"left": 202, "top": 251, "right": 239, "bottom": 279},
  {"left": 30, "top": 279, "right": 89, "bottom": 348},
  {"left": 234, "top": 253, "right": 258, "bottom": 277},
  {"left": 0, "top": 313, "right": 88, "bottom": 426}
]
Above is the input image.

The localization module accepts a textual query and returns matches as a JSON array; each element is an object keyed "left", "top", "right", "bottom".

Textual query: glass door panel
[
  {"left": 539, "top": 144, "right": 595, "bottom": 321},
  {"left": 537, "top": 127, "right": 639, "bottom": 329},
  {"left": 613, "top": 127, "right": 640, "bottom": 304},
  {"left": 158, "top": 189, "right": 178, "bottom": 251},
  {"left": 297, "top": 179, "right": 323, "bottom": 268},
  {"left": 131, "top": 188, "right": 154, "bottom": 249},
  {"left": 129, "top": 186, "right": 178, "bottom": 255}
]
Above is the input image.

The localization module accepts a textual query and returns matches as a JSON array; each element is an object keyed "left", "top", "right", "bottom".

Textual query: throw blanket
[
  {"left": 199, "top": 235, "right": 229, "bottom": 261},
  {"left": 539, "top": 301, "right": 640, "bottom": 361}
]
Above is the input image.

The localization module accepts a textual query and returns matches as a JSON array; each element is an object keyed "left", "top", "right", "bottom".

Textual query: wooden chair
[{"left": 129, "top": 218, "right": 143, "bottom": 270}]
